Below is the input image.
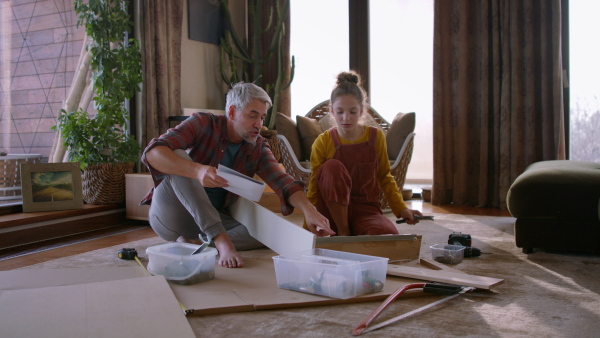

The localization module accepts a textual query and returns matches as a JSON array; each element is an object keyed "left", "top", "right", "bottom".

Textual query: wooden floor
[{"left": 0, "top": 200, "right": 511, "bottom": 271}]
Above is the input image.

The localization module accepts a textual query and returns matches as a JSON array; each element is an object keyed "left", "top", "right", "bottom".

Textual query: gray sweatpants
[{"left": 148, "top": 151, "right": 264, "bottom": 251}]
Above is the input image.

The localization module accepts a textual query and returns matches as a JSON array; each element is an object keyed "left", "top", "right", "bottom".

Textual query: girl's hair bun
[{"left": 336, "top": 72, "right": 360, "bottom": 85}]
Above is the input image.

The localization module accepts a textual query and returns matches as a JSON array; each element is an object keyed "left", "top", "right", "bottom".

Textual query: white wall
[{"left": 180, "top": 1, "right": 245, "bottom": 111}]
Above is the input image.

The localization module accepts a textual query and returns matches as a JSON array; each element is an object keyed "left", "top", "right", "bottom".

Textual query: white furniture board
[
  {"left": 229, "top": 197, "right": 315, "bottom": 255},
  {"left": 0, "top": 275, "right": 195, "bottom": 338},
  {"left": 386, "top": 264, "right": 505, "bottom": 290},
  {"left": 217, "top": 164, "right": 266, "bottom": 201}
]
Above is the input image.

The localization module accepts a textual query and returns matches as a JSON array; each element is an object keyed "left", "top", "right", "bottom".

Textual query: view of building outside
[
  {"left": 569, "top": 1, "right": 599, "bottom": 162},
  {"left": 0, "top": 0, "right": 86, "bottom": 160}
]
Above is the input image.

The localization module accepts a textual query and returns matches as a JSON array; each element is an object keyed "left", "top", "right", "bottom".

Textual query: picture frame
[{"left": 20, "top": 162, "right": 84, "bottom": 213}]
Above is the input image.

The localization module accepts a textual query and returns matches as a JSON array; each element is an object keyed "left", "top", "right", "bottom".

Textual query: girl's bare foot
[{"left": 213, "top": 233, "right": 244, "bottom": 268}]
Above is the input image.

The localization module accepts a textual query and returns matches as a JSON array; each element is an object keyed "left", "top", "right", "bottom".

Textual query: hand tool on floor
[
  {"left": 191, "top": 235, "right": 210, "bottom": 255},
  {"left": 118, "top": 248, "right": 137, "bottom": 260},
  {"left": 352, "top": 282, "right": 475, "bottom": 335},
  {"left": 396, "top": 215, "right": 435, "bottom": 224},
  {"left": 448, "top": 232, "right": 491, "bottom": 258}
]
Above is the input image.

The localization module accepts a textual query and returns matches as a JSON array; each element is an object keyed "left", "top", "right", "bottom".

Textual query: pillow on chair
[
  {"left": 275, "top": 112, "right": 303, "bottom": 160},
  {"left": 364, "top": 113, "right": 383, "bottom": 130},
  {"left": 318, "top": 113, "right": 335, "bottom": 131},
  {"left": 319, "top": 112, "right": 382, "bottom": 131},
  {"left": 386, "top": 112, "right": 415, "bottom": 160},
  {"left": 296, "top": 115, "right": 322, "bottom": 161}
]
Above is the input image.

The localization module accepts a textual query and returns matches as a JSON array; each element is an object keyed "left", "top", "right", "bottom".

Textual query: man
[{"left": 141, "top": 82, "right": 334, "bottom": 268}]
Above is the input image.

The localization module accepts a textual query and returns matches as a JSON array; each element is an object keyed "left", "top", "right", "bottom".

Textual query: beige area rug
[{"left": 18, "top": 213, "right": 600, "bottom": 337}]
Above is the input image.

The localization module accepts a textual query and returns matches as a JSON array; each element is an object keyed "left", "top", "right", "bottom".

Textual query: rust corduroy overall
[{"left": 314, "top": 127, "right": 399, "bottom": 235}]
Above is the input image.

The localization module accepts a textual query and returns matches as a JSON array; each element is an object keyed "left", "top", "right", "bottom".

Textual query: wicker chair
[{"left": 277, "top": 100, "right": 415, "bottom": 210}]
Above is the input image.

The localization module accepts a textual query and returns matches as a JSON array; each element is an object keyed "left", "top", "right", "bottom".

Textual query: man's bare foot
[
  {"left": 213, "top": 233, "right": 244, "bottom": 268},
  {"left": 175, "top": 236, "right": 202, "bottom": 245}
]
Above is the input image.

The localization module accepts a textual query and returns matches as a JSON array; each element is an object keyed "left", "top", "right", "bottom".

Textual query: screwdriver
[{"left": 396, "top": 215, "right": 435, "bottom": 224}]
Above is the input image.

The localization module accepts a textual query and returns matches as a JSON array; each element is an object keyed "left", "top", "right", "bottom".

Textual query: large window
[
  {"left": 290, "top": 0, "right": 349, "bottom": 118},
  {"left": 569, "top": 0, "right": 600, "bottom": 162},
  {"left": 0, "top": 1, "right": 85, "bottom": 159},
  {"left": 370, "top": 0, "right": 433, "bottom": 181},
  {"left": 291, "top": 0, "right": 433, "bottom": 184}
]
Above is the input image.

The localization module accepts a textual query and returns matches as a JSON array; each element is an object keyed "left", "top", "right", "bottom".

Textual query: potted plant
[
  {"left": 52, "top": 0, "right": 142, "bottom": 204},
  {"left": 219, "top": 0, "right": 295, "bottom": 131}
]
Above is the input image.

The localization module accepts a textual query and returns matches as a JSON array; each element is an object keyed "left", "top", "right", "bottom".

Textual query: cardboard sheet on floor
[
  {"left": 0, "top": 275, "right": 195, "bottom": 338},
  {"left": 0, "top": 266, "right": 147, "bottom": 291},
  {"left": 0, "top": 259, "right": 501, "bottom": 318},
  {"left": 167, "top": 257, "right": 496, "bottom": 316}
]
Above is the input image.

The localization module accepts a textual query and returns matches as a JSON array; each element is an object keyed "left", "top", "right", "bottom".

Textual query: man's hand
[
  {"left": 196, "top": 164, "right": 229, "bottom": 188},
  {"left": 145, "top": 146, "right": 229, "bottom": 188},
  {"left": 304, "top": 206, "right": 335, "bottom": 236},
  {"left": 288, "top": 191, "right": 335, "bottom": 236}
]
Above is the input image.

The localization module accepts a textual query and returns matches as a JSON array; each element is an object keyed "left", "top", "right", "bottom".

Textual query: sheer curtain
[{"left": 432, "top": 0, "right": 566, "bottom": 209}]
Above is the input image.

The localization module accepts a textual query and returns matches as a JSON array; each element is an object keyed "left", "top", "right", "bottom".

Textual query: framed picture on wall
[
  {"left": 188, "top": 0, "right": 225, "bottom": 45},
  {"left": 20, "top": 162, "right": 83, "bottom": 213}
]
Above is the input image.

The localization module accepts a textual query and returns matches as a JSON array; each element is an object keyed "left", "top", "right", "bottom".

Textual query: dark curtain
[
  {"left": 432, "top": 0, "right": 566, "bottom": 209},
  {"left": 249, "top": 0, "right": 292, "bottom": 117},
  {"left": 140, "top": 0, "right": 184, "bottom": 153}
]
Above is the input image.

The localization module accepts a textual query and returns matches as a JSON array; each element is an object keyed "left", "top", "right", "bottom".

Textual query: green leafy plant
[
  {"left": 52, "top": 0, "right": 141, "bottom": 170},
  {"left": 219, "top": 0, "right": 295, "bottom": 130}
]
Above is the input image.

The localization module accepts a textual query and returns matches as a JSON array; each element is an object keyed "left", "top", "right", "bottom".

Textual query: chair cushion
[
  {"left": 386, "top": 112, "right": 415, "bottom": 159},
  {"left": 275, "top": 113, "right": 303, "bottom": 160},
  {"left": 364, "top": 113, "right": 383, "bottom": 130},
  {"left": 296, "top": 115, "right": 322, "bottom": 161},
  {"left": 318, "top": 113, "right": 335, "bottom": 131},
  {"left": 318, "top": 112, "right": 382, "bottom": 131}
]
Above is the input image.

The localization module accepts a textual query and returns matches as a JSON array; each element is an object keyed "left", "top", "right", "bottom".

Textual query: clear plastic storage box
[
  {"left": 430, "top": 244, "right": 465, "bottom": 264},
  {"left": 272, "top": 248, "right": 388, "bottom": 299},
  {"left": 146, "top": 243, "right": 217, "bottom": 285}
]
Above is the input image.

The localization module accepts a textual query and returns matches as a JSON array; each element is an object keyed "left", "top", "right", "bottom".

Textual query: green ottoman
[{"left": 507, "top": 160, "right": 600, "bottom": 254}]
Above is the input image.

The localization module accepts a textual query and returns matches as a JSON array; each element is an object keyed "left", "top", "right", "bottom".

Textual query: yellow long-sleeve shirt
[{"left": 307, "top": 126, "right": 407, "bottom": 217}]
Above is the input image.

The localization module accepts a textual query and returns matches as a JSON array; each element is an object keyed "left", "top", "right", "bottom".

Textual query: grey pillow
[
  {"left": 318, "top": 113, "right": 336, "bottom": 131},
  {"left": 275, "top": 112, "right": 303, "bottom": 159},
  {"left": 296, "top": 115, "right": 323, "bottom": 161},
  {"left": 319, "top": 112, "right": 382, "bottom": 131},
  {"left": 364, "top": 113, "right": 383, "bottom": 130},
  {"left": 386, "top": 112, "right": 415, "bottom": 159}
]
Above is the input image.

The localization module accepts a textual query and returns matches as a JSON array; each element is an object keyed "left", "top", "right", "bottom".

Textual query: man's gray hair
[{"left": 225, "top": 82, "right": 272, "bottom": 118}]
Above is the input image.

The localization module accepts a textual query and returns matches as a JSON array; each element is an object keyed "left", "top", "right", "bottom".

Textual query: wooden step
[{"left": 0, "top": 204, "right": 127, "bottom": 250}]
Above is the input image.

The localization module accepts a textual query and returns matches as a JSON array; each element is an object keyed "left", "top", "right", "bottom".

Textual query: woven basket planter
[{"left": 82, "top": 162, "right": 134, "bottom": 205}]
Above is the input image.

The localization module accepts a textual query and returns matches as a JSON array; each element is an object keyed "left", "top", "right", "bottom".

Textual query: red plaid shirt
[{"left": 140, "top": 112, "right": 302, "bottom": 215}]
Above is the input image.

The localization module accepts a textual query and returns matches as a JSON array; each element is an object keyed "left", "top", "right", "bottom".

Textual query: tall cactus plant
[{"left": 219, "top": 0, "right": 295, "bottom": 130}]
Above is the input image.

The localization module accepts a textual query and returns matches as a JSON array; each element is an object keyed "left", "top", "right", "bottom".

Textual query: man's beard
[{"left": 234, "top": 123, "right": 258, "bottom": 145}]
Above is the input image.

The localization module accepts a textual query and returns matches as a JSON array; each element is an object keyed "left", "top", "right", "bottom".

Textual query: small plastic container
[
  {"left": 146, "top": 243, "right": 217, "bottom": 285},
  {"left": 272, "top": 248, "right": 388, "bottom": 299},
  {"left": 430, "top": 244, "right": 465, "bottom": 264}
]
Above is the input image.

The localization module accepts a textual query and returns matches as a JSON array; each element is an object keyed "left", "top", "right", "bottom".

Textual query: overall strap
[
  {"left": 330, "top": 128, "right": 342, "bottom": 149},
  {"left": 367, "top": 126, "right": 378, "bottom": 146}
]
